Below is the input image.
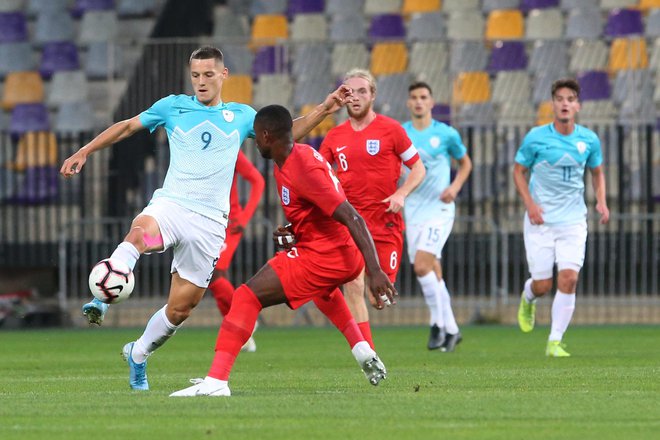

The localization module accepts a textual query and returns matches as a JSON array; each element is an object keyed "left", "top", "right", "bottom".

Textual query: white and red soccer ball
[{"left": 88, "top": 258, "right": 135, "bottom": 304}]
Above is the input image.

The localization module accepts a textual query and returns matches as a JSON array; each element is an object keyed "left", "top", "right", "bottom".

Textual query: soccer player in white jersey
[
  {"left": 514, "top": 78, "right": 609, "bottom": 357},
  {"left": 60, "top": 46, "right": 353, "bottom": 390},
  {"left": 402, "top": 82, "right": 472, "bottom": 352}
]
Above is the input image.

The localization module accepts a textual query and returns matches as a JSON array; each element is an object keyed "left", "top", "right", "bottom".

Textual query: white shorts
[
  {"left": 139, "top": 199, "right": 226, "bottom": 288},
  {"left": 523, "top": 214, "right": 587, "bottom": 280},
  {"left": 405, "top": 217, "right": 454, "bottom": 264}
]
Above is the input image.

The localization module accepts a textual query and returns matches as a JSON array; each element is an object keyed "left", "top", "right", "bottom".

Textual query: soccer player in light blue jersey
[
  {"left": 60, "top": 46, "right": 354, "bottom": 389},
  {"left": 402, "top": 82, "right": 472, "bottom": 352},
  {"left": 513, "top": 78, "right": 609, "bottom": 357}
]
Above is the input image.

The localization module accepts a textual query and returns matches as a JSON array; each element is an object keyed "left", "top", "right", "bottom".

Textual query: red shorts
[
  {"left": 268, "top": 244, "right": 364, "bottom": 309},
  {"left": 214, "top": 230, "right": 242, "bottom": 271},
  {"left": 373, "top": 232, "right": 404, "bottom": 282}
]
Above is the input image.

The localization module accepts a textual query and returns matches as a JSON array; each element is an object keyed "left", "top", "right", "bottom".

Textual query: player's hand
[
  {"left": 60, "top": 149, "right": 88, "bottom": 178},
  {"left": 382, "top": 190, "right": 405, "bottom": 213},
  {"left": 273, "top": 223, "right": 296, "bottom": 250},
  {"left": 596, "top": 202, "right": 610, "bottom": 224},
  {"left": 366, "top": 269, "right": 397, "bottom": 310},
  {"left": 440, "top": 186, "right": 458, "bottom": 203},
  {"left": 322, "top": 84, "right": 355, "bottom": 114},
  {"left": 527, "top": 202, "right": 544, "bottom": 225}
]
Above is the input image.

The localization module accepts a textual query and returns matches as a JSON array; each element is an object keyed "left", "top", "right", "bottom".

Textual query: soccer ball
[{"left": 88, "top": 258, "right": 135, "bottom": 304}]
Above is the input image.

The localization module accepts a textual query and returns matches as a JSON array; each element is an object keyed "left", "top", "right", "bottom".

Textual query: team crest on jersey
[
  {"left": 430, "top": 136, "right": 441, "bottom": 148},
  {"left": 366, "top": 139, "right": 380, "bottom": 155},
  {"left": 222, "top": 110, "right": 235, "bottom": 122},
  {"left": 281, "top": 186, "right": 290, "bottom": 205},
  {"left": 575, "top": 141, "right": 587, "bottom": 154}
]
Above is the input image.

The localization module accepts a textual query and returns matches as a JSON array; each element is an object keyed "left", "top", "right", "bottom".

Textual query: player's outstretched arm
[
  {"left": 590, "top": 165, "right": 609, "bottom": 224},
  {"left": 291, "top": 85, "right": 354, "bottom": 141},
  {"left": 60, "top": 115, "right": 144, "bottom": 178},
  {"left": 513, "top": 163, "right": 544, "bottom": 225},
  {"left": 332, "top": 201, "right": 397, "bottom": 308}
]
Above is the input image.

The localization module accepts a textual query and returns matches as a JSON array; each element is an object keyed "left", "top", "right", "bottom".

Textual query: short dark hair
[
  {"left": 189, "top": 46, "right": 224, "bottom": 65},
  {"left": 408, "top": 81, "right": 433, "bottom": 96},
  {"left": 255, "top": 105, "right": 293, "bottom": 139},
  {"left": 551, "top": 78, "right": 580, "bottom": 99}
]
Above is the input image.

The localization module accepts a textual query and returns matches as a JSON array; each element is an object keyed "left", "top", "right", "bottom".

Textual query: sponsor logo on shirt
[
  {"left": 366, "top": 139, "right": 380, "bottom": 155},
  {"left": 576, "top": 141, "right": 586, "bottom": 154},
  {"left": 282, "top": 186, "right": 290, "bottom": 205},
  {"left": 222, "top": 110, "right": 235, "bottom": 122},
  {"left": 430, "top": 136, "right": 441, "bottom": 148}
]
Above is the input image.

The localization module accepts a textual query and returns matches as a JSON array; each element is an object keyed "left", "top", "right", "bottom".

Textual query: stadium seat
[
  {"left": 646, "top": 9, "right": 660, "bottom": 38},
  {"left": 488, "top": 41, "right": 528, "bottom": 72},
  {"left": 1, "top": 71, "right": 44, "bottom": 110},
  {"left": 10, "top": 103, "right": 49, "bottom": 136},
  {"left": 331, "top": 43, "right": 370, "bottom": 77},
  {"left": 0, "top": 0, "right": 23, "bottom": 12},
  {"left": 578, "top": 99, "right": 617, "bottom": 125},
  {"left": 443, "top": 0, "right": 480, "bottom": 11},
  {"left": 431, "top": 103, "right": 451, "bottom": 124},
  {"left": 4, "top": 163, "right": 59, "bottom": 205},
  {"left": 402, "top": 0, "right": 441, "bottom": 14},
  {"left": 40, "top": 41, "right": 80, "bottom": 79},
  {"left": 299, "top": 103, "right": 336, "bottom": 137},
  {"left": 423, "top": 75, "right": 452, "bottom": 103},
  {"left": 618, "top": 95, "right": 655, "bottom": 124},
  {"left": 326, "top": 0, "right": 364, "bottom": 16},
  {"left": 520, "top": 0, "right": 559, "bottom": 11},
  {"left": 529, "top": 40, "right": 567, "bottom": 75},
  {"left": 605, "top": 8, "right": 644, "bottom": 37},
  {"left": 452, "top": 71, "right": 491, "bottom": 104},
  {"left": 27, "top": 0, "right": 69, "bottom": 15},
  {"left": 251, "top": 14, "right": 288, "bottom": 47},
  {"left": 292, "top": 43, "right": 331, "bottom": 80},
  {"left": 219, "top": 44, "right": 253, "bottom": 74},
  {"left": 526, "top": 8, "right": 563, "bottom": 40},
  {"left": 252, "top": 45, "right": 288, "bottom": 77},
  {"left": 485, "top": 10, "right": 524, "bottom": 41},
  {"left": 566, "top": 7, "right": 603, "bottom": 39},
  {"left": 79, "top": 11, "right": 119, "bottom": 44},
  {"left": 253, "top": 74, "right": 293, "bottom": 109},
  {"left": 54, "top": 101, "right": 95, "bottom": 133},
  {"left": 293, "top": 77, "right": 334, "bottom": 109},
  {"left": 220, "top": 75, "right": 253, "bottom": 104},
  {"left": 654, "top": 70, "right": 660, "bottom": 103},
  {"left": 288, "top": 0, "right": 325, "bottom": 15},
  {"left": 569, "top": 39, "right": 608, "bottom": 72},
  {"left": 447, "top": 11, "right": 484, "bottom": 40},
  {"left": 290, "top": 14, "right": 327, "bottom": 41},
  {"left": 0, "top": 11, "right": 26, "bottom": 42},
  {"left": 250, "top": 0, "right": 287, "bottom": 16},
  {"left": 492, "top": 71, "right": 531, "bottom": 103},
  {"left": 117, "top": 0, "right": 157, "bottom": 17},
  {"left": 9, "top": 131, "right": 58, "bottom": 171},
  {"left": 577, "top": 70, "right": 611, "bottom": 101},
  {"left": 482, "top": 0, "right": 520, "bottom": 12},
  {"left": 47, "top": 70, "right": 89, "bottom": 107},
  {"left": 560, "top": 0, "right": 597, "bottom": 9},
  {"left": 375, "top": 73, "right": 411, "bottom": 121},
  {"left": 406, "top": 12, "right": 446, "bottom": 41},
  {"left": 329, "top": 13, "right": 367, "bottom": 42},
  {"left": 213, "top": 9, "right": 250, "bottom": 40},
  {"left": 649, "top": 38, "right": 660, "bottom": 71},
  {"left": 369, "top": 14, "right": 406, "bottom": 39},
  {"left": 536, "top": 101, "right": 553, "bottom": 125},
  {"left": 0, "top": 42, "right": 34, "bottom": 77},
  {"left": 612, "top": 69, "right": 653, "bottom": 105},
  {"left": 608, "top": 37, "right": 648, "bottom": 72},
  {"left": 34, "top": 10, "right": 76, "bottom": 45},
  {"left": 532, "top": 71, "right": 563, "bottom": 104},
  {"left": 456, "top": 102, "right": 496, "bottom": 126},
  {"left": 498, "top": 101, "right": 535, "bottom": 125},
  {"left": 364, "top": 0, "right": 402, "bottom": 15},
  {"left": 450, "top": 40, "right": 488, "bottom": 73},
  {"left": 72, "top": 0, "right": 114, "bottom": 18},
  {"left": 85, "top": 41, "right": 123, "bottom": 79},
  {"left": 599, "top": 0, "right": 637, "bottom": 9},
  {"left": 409, "top": 41, "right": 448, "bottom": 78},
  {"left": 639, "top": 0, "right": 660, "bottom": 10},
  {"left": 370, "top": 42, "right": 408, "bottom": 75}
]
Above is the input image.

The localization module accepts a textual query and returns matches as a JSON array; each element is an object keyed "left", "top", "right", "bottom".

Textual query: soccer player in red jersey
[
  {"left": 207, "top": 150, "right": 264, "bottom": 352},
  {"left": 319, "top": 69, "right": 426, "bottom": 348},
  {"left": 170, "top": 105, "right": 396, "bottom": 397}
]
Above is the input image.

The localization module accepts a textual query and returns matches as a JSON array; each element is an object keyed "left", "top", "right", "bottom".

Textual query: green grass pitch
[{"left": 1, "top": 325, "right": 658, "bottom": 440}]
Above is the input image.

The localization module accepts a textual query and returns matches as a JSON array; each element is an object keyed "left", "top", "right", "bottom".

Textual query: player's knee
[
  {"left": 413, "top": 263, "right": 433, "bottom": 277},
  {"left": 557, "top": 272, "right": 578, "bottom": 292},
  {"left": 166, "top": 304, "right": 193, "bottom": 325},
  {"left": 532, "top": 279, "right": 553, "bottom": 296}
]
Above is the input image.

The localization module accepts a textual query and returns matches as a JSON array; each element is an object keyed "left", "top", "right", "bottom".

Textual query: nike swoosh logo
[
  {"left": 337, "top": 146, "right": 347, "bottom": 152},
  {"left": 178, "top": 109, "right": 194, "bottom": 114}
]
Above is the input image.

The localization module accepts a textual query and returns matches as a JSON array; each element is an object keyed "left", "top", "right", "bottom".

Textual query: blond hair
[{"left": 344, "top": 68, "right": 376, "bottom": 95}]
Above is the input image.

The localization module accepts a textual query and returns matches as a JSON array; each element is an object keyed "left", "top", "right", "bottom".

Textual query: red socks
[
  {"left": 208, "top": 276, "right": 234, "bottom": 316},
  {"left": 357, "top": 321, "right": 375, "bottom": 350},
  {"left": 208, "top": 284, "right": 262, "bottom": 380},
  {"left": 313, "top": 288, "right": 367, "bottom": 349}
]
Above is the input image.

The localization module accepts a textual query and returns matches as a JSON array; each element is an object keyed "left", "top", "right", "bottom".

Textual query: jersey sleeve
[
  {"left": 447, "top": 126, "right": 467, "bottom": 160},
  {"left": 318, "top": 135, "right": 335, "bottom": 163},
  {"left": 293, "top": 151, "right": 346, "bottom": 217},
  {"left": 243, "top": 105, "right": 257, "bottom": 139},
  {"left": 393, "top": 124, "right": 420, "bottom": 168},
  {"left": 586, "top": 133, "right": 603, "bottom": 168},
  {"left": 139, "top": 95, "right": 175, "bottom": 133},
  {"left": 515, "top": 131, "right": 536, "bottom": 168}
]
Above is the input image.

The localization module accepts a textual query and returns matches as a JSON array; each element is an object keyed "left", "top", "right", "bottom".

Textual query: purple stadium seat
[
  {"left": 369, "top": 14, "right": 405, "bottom": 40},
  {"left": 432, "top": 104, "right": 451, "bottom": 125},
  {"left": 605, "top": 8, "right": 644, "bottom": 37},
  {"left": 306, "top": 136, "right": 324, "bottom": 150},
  {"left": 288, "top": 0, "right": 325, "bottom": 16},
  {"left": 72, "top": 0, "right": 115, "bottom": 18},
  {"left": 10, "top": 104, "right": 50, "bottom": 136},
  {"left": 520, "top": 0, "right": 559, "bottom": 12},
  {"left": 6, "top": 166, "right": 59, "bottom": 205},
  {"left": 577, "top": 71, "right": 611, "bottom": 101},
  {"left": 39, "top": 41, "right": 80, "bottom": 78},
  {"left": 252, "top": 45, "right": 288, "bottom": 77},
  {"left": 488, "top": 41, "right": 527, "bottom": 72},
  {"left": 0, "top": 12, "right": 27, "bottom": 43}
]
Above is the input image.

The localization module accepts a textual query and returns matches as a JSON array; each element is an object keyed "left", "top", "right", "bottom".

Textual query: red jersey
[
  {"left": 319, "top": 114, "right": 419, "bottom": 235},
  {"left": 274, "top": 143, "right": 352, "bottom": 253}
]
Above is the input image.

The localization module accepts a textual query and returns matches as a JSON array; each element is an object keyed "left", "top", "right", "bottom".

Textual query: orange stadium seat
[
  {"left": 370, "top": 42, "right": 408, "bottom": 75},
  {"left": 251, "top": 14, "right": 288, "bottom": 47},
  {"left": 402, "top": 0, "right": 442, "bottom": 15},
  {"left": 300, "top": 103, "right": 336, "bottom": 137},
  {"left": 485, "top": 9, "right": 524, "bottom": 40},
  {"left": 608, "top": 38, "right": 649, "bottom": 72},
  {"left": 8, "top": 132, "right": 58, "bottom": 172},
  {"left": 638, "top": 0, "right": 660, "bottom": 11},
  {"left": 221, "top": 75, "right": 253, "bottom": 104},
  {"left": 452, "top": 71, "right": 491, "bottom": 104},
  {"left": 536, "top": 101, "right": 554, "bottom": 126},
  {"left": 1, "top": 71, "right": 45, "bottom": 111}
]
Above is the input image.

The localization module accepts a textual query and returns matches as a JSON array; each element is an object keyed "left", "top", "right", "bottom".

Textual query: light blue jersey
[
  {"left": 139, "top": 94, "right": 256, "bottom": 225},
  {"left": 402, "top": 119, "right": 467, "bottom": 224},
  {"left": 515, "top": 123, "right": 603, "bottom": 226}
]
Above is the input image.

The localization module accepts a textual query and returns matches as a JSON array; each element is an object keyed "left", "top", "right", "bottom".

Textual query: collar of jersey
[{"left": 191, "top": 96, "right": 226, "bottom": 110}]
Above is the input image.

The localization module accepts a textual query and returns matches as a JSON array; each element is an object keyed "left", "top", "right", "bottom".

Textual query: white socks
[
  {"left": 417, "top": 272, "right": 444, "bottom": 328},
  {"left": 132, "top": 305, "right": 179, "bottom": 363},
  {"left": 523, "top": 278, "right": 537, "bottom": 304},
  {"left": 111, "top": 241, "right": 140, "bottom": 271},
  {"left": 549, "top": 290, "right": 575, "bottom": 342},
  {"left": 351, "top": 340, "right": 375, "bottom": 363},
  {"left": 439, "top": 280, "right": 459, "bottom": 335}
]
